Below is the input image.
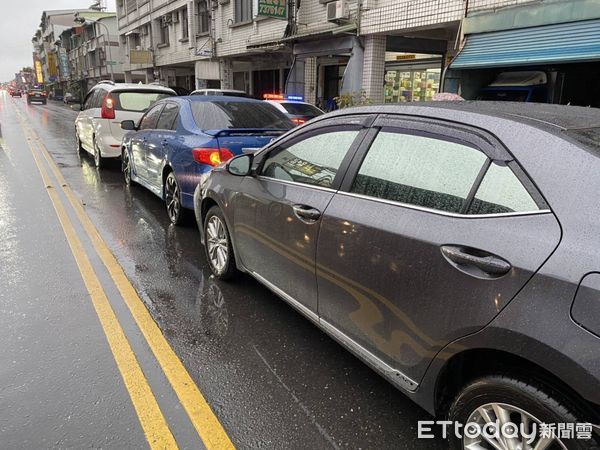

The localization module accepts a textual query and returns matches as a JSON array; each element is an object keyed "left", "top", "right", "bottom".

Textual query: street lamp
[{"left": 74, "top": 12, "right": 114, "bottom": 81}]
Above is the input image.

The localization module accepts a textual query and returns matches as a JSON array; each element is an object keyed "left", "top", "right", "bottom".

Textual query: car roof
[
  {"left": 192, "top": 89, "right": 246, "bottom": 94},
  {"left": 327, "top": 101, "right": 600, "bottom": 132},
  {"left": 184, "top": 95, "right": 266, "bottom": 104},
  {"left": 90, "top": 82, "right": 175, "bottom": 94}
]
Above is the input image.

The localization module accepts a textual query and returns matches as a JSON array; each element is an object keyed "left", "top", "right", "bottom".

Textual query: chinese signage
[
  {"left": 59, "top": 48, "right": 70, "bottom": 78},
  {"left": 257, "top": 0, "right": 287, "bottom": 20},
  {"left": 47, "top": 52, "right": 59, "bottom": 77},
  {"left": 34, "top": 60, "right": 44, "bottom": 84},
  {"left": 130, "top": 50, "right": 153, "bottom": 65}
]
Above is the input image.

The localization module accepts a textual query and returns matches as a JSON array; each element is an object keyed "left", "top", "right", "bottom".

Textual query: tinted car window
[
  {"left": 477, "top": 89, "right": 529, "bottom": 102},
  {"left": 83, "top": 91, "right": 95, "bottom": 110},
  {"left": 351, "top": 131, "right": 487, "bottom": 213},
  {"left": 468, "top": 162, "right": 540, "bottom": 215},
  {"left": 93, "top": 89, "right": 107, "bottom": 108},
  {"left": 261, "top": 130, "right": 359, "bottom": 188},
  {"left": 191, "top": 101, "right": 292, "bottom": 130},
  {"left": 280, "top": 102, "right": 323, "bottom": 117},
  {"left": 138, "top": 104, "right": 164, "bottom": 130},
  {"left": 156, "top": 103, "right": 179, "bottom": 130},
  {"left": 113, "top": 91, "right": 173, "bottom": 112}
]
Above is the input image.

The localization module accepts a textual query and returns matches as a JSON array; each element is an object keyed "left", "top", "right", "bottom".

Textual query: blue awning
[{"left": 451, "top": 19, "right": 600, "bottom": 69}]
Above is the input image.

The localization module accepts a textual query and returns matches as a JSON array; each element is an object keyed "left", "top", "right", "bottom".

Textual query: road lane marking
[
  {"left": 19, "top": 110, "right": 235, "bottom": 449},
  {"left": 18, "top": 117, "right": 179, "bottom": 450}
]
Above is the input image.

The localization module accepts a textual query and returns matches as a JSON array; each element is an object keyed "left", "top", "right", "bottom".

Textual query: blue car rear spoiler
[{"left": 204, "top": 128, "right": 288, "bottom": 137}]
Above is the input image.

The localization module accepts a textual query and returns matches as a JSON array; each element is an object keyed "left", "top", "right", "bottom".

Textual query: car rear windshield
[
  {"left": 477, "top": 89, "right": 529, "bottom": 102},
  {"left": 113, "top": 91, "right": 173, "bottom": 112},
  {"left": 280, "top": 102, "right": 323, "bottom": 117},
  {"left": 191, "top": 101, "right": 293, "bottom": 130}
]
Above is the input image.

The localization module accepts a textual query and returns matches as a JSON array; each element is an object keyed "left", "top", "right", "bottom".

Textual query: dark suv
[{"left": 196, "top": 102, "right": 600, "bottom": 449}]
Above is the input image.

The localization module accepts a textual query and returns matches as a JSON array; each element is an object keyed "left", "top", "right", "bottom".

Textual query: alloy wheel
[
  {"left": 464, "top": 402, "right": 567, "bottom": 450},
  {"left": 206, "top": 215, "right": 229, "bottom": 274},
  {"left": 122, "top": 150, "right": 131, "bottom": 185},
  {"left": 165, "top": 173, "right": 181, "bottom": 224}
]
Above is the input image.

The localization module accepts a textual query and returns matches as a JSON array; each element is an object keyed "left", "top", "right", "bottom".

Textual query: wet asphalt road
[{"left": 4, "top": 96, "right": 446, "bottom": 449}]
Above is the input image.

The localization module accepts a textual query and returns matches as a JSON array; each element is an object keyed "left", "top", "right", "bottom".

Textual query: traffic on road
[{"left": 2, "top": 76, "right": 600, "bottom": 449}]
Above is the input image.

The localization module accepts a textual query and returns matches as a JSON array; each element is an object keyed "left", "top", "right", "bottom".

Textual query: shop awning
[{"left": 451, "top": 19, "right": 600, "bottom": 69}]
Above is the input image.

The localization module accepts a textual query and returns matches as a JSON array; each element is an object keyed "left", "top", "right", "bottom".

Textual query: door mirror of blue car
[
  {"left": 227, "top": 154, "right": 253, "bottom": 176},
  {"left": 121, "top": 120, "right": 137, "bottom": 131}
]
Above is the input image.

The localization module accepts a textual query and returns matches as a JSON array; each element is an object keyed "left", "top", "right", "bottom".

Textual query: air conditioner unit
[
  {"left": 172, "top": 11, "right": 179, "bottom": 23},
  {"left": 327, "top": 0, "right": 349, "bottom": 23}
]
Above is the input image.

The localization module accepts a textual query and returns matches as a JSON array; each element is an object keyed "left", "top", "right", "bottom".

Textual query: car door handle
[
  {"left": 292, "top": 205, "right": 321, "bottom": 221},
  {"left": 441, "top": 245, "right": 511, "bottom": 277}
]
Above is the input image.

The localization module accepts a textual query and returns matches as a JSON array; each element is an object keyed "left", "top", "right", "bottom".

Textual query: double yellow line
[{"left": 17, "top": 110, "right": 234, "bottom": 450}]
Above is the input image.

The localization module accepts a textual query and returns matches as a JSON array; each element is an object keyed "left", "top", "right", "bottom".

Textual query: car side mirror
[
  {"left": 227, "top": 154, "right": 253, "bottom": 176},
  {"left": 121, "top": 120, "right": 137, "bottom": 131}
]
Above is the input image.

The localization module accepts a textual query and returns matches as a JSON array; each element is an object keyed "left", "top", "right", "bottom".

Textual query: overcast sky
[{"left": 0, "top": 0, "right": 116, "bottom": 82}]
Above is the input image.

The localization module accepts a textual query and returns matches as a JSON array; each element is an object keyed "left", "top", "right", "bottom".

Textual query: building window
[
  {"left": 235, "top": 0, "right": 252, "bottom": 23},
  {"left": 159, "top": 18, "right": 169, "bottom": 45},
  {"left": 196, "top": 1, "right": 210, "bottom": 35},
  {"left": 181, "top": 8, "right": 189, "bottom": 39}
]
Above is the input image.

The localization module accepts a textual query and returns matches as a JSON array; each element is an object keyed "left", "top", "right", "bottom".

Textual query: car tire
[
  {"left": 122, "top": 149, "right": 133, "bottom": 186},
  {"left": 164, "top": 171, "right": 187, "bottom": 225},
  {"left": 447, "top": 375, "right": 598, "bottom": 450},
  {"left": 203, "top": 206, "right": 237, "bottom": 280},
  {"left": 93, "top": 138, "right": 104, "bottom": 169}
]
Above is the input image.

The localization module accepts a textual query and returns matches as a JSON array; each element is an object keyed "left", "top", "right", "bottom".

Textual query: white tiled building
[{"left": 113, "top": 0, "right": 577, "bottom": 107}]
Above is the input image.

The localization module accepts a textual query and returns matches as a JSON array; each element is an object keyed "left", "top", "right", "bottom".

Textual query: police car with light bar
[{"left": 263, "top": 93, "right": 324, "bottom": 126}]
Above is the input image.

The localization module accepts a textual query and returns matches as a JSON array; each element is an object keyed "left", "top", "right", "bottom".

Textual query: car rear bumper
[{"left": 97, "top": 135, "right": 122, "bottom": 158}]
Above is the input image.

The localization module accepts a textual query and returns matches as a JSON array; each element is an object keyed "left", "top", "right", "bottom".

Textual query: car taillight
[
  {"left": 291, "top": 118, "right": 305, "bottom": 125},
  {"left": 192, "top": 148, "right": 234, "bottom": 166},
  {"left": 28, "top": 92, "right": 34, "bottom": 96},
  {"left": 101, "top": 94, "right": 115, "bottom": 119},
  {"left": 41, "top": 92, "right": 47, "bottom": 96}
]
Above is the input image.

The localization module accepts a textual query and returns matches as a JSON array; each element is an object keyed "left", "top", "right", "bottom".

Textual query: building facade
[
  {"left": 114, "top": 0, "right": 471, "bottom": 107},
  {"left": 447, "top": 0, "right": 600, "bottom": 107},
  {"left": 32, "top": 9, "right": 125, "bottom": 98}
]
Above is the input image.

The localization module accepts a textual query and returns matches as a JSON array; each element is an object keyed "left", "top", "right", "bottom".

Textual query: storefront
[
  {"left": 447, "top": 1, "right": 600, "bottom": 106},
  {"left": 384, "top": 53, "right": 442, "bottom": 103}
]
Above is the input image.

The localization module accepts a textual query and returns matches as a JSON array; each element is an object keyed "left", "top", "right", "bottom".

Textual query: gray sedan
[{"left": 194, "top": 102, "right": 600, "bottom": 449}]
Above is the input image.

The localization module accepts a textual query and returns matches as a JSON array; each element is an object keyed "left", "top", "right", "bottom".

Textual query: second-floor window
[
  {"left": 160, "top": 18, "right": 169, "bottom": 45},
  {"left": 181, "top": 8, "right": 189, "bottom": 39},
  {"left": 196, "top": 1, "right": 210, "bottom": 35},
  {"left": 235, "top": 0, "right": 252, "bottom": 23}
]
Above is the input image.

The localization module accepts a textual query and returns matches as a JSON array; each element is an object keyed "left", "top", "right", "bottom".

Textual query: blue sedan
[{"left": 120, "top": 96, "right": 293, "bottom": 224}]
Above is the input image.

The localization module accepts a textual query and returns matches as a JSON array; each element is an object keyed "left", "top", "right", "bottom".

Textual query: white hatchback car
[{"left": 75, "top": 81, "right": 175, "bottom": 167}]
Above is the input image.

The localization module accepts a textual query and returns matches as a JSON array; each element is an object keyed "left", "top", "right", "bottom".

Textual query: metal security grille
[
  {"left": 235, "top": 0, "right": 252, "bottom": 23},
  {"left": 126, "top": 0, "right": 137, "bottom": 13},
  {"left": 196, "top": 1, "right": 210, "bottom": 34}
]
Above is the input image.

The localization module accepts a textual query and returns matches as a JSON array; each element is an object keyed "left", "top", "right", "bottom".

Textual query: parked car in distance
[
  {"left": 196, "top": 102, "right": 600, "bottom": 449},
  {"left": 63, "top": 92, "right": 81, "bottom": 104},
  {"left": 263, "top": 94, "right": 324, "bottom": 126},
  {"left": 169, "top": 86, "right": 191, "bottom": 96},
  {"left": 477, "top": 71, "right": 549, "bottom": 103},
  {"left": 191, "top": 88, "right": 249, "bottom": 98},
  {"left": 10, "top": 89, "right": 22, "bottom": 97},
  {"left": 75, "top": 81, "right": 175, "bottom": 168},
  {"left": 26, "top": 88, "right": 47, "bottom": 104},
  {"left": 121, "top": 95, "right": 293, "bottom": 225}
]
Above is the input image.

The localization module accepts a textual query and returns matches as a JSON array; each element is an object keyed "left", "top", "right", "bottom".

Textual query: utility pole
[{"left": 74, "top": 13, "right": 114, "bottom": 81}]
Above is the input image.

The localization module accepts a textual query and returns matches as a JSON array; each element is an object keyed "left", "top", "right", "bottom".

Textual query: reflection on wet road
[{"left": 12, "top": 98, "right": 445, "bottom": 448}]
